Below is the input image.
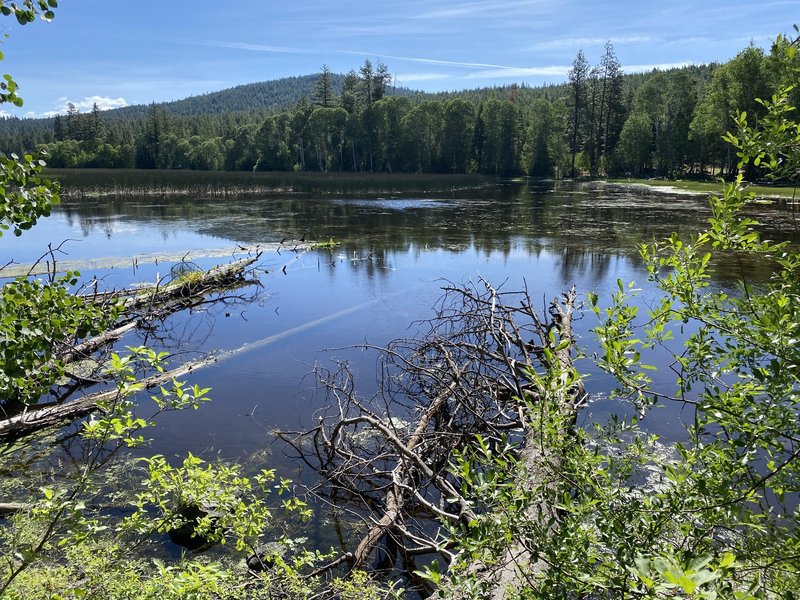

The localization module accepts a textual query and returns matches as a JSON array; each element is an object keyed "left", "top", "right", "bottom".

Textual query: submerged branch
[{"left": 0, "top": 502, "right": 27, "bottom": 516}]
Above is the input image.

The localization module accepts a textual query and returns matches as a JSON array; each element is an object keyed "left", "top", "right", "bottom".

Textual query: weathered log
[
  {"left": 0, "top": 355, "right": 217, "bottom": 442},
  {"left": 121, "top": 256, "right": 257, "bottom": 312},
  {"left": 61, "top": 321, "right": 139, "bottom": 365},
  {"left": 0, "top": 502, "right": 27, "bottom": 516},
  {"left": 0, "top": 256, "right": 259, "bottom": 424},
  {"left": 59, "top": 257, "right": 257, "bottom": 368}
]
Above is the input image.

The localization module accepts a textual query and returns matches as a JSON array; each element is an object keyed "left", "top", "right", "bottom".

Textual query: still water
[{"left": 2, "top": 177, "right": 796, "bottom": 468}]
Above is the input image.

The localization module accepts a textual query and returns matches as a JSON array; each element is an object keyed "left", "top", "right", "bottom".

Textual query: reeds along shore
[{"left": 47, "top": 169, "right": 490, "bottom": 199}]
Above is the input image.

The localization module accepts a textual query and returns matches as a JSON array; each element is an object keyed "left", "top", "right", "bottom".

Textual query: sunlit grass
[{"left": 608, "top": 177, "right": 797, "bottom": 199}]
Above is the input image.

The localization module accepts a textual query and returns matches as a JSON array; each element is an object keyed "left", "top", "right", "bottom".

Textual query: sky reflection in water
[{"left": 1, "top": 179, "right": 795, "bottom": 467}]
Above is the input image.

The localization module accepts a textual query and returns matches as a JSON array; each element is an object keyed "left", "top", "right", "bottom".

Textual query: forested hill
[
  {"left": 0, "top": 70, "right": 421, "bottom": 143},
  {"left": 0, "top": 65, "right": 715, "bottom": 142},
  {"left": 0, "top": 42, "right": 790, "bottom": 178},
  {"left": 428, "top": 64, "right": 716, "bottom": 104},
  {"left": 0, "top": 74, "right": 346, "bottom": 134},
  {"left": 110, "top": 74, "right": 351, "bottom": 119}
]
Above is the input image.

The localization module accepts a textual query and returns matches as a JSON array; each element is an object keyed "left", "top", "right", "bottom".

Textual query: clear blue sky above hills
[{"left": 0, "top": 0, "right": 796, "bottom": 118}]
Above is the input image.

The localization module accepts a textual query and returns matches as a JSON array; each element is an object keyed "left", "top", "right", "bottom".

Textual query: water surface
[{"left": 2, "top": 177, "right": 796, "bottom": 465}]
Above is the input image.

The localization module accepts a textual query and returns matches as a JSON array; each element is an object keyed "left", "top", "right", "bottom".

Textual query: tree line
[{"left": 0, "top": 40, "right": 796, "bottom": 179}]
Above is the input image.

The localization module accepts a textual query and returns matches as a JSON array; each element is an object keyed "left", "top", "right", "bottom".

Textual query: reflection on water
[
  {"left": 1, "top": 178, "right": 797, "bottom": 463},
  {"left": 330, "top": 198, "right": 460, "bottom": 210}
]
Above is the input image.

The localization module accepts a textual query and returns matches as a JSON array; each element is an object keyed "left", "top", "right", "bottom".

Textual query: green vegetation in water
[
  {"left": 309, "top": 237, "right": 340, "bottom": 250},
  {"left": 608, "top": 177, "right": 798, "bottom": 199},
  {"left": 48, "top": 169, "right": 491, "bottom": 199}
]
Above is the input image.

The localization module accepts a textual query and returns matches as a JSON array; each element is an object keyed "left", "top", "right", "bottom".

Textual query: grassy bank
[{"left": 607, "top": 177, "right": 797, "bottom": 199}]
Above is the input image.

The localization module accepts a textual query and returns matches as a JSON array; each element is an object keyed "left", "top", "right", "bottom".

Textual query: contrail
[{"left": 213, "top": 285, "right": 423, "bottom": 365}]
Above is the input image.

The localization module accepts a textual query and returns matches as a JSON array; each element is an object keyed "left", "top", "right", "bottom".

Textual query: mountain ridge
[{"left": 0, "top": 63, "right": 716, "bottom": 128}]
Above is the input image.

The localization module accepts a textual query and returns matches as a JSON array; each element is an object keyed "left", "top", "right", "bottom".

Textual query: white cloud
[
  {"left": 660, "top": 36, "right": 712, "bottom": 46},
  {"left": 338, "top": 49, "right": 517, "bottom": 70},
  {"left": 465, "top": 65, "right": 570, "bottom": 79},
  {"left": 41, "top": 95, "right": 128, "bottom": 117},
  {"left": 394, "top": 72, "right": 451, "bottom": 83},
  {"left": 329, "top": 22, "right": 456, "bottom": 36},
  {"left": 413, "top": 0, "right": 551, "bottom": 20},
  {"left": 526, "top": 35, "right": 656, "bottom": 51},
  {"left": 205, "top": 41, "right": 305, "bottom": 54}
]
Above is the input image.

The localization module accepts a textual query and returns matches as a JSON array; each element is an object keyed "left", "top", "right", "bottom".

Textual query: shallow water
[{"left": 1, "top": 177, "right": 796, "bottom": 466}]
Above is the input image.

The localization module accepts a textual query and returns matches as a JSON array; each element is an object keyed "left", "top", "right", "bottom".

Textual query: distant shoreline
[
  {"left": 45, "top": 169, "right": 493, "bottom": 199},
  {"left": 42, "top": 169, "right": 798, "bottom": 202}
]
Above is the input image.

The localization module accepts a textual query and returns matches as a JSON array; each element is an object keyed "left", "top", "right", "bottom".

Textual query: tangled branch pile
[{"left": 280, "top": 281, "right": 585, "bottom": 596}]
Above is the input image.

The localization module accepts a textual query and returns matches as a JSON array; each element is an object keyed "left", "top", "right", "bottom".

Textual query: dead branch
[
  {"left": 0, "top": 253, "right": 263, "bottom": 441},
  {"left": 59, "top": 256, "right": 259, "bottom": 368},
  {"left": 119, "top": 256, "right": 258, "bottom": 312},
  {"left": 60, "top": 321, "right": 139, "bottom": 365}
]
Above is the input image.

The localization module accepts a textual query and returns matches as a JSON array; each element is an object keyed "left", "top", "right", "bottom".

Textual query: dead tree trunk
[
  {"left": 0, "top": 503, "right": 27, "bottom": 516},
  {"left": 0, "top": 355, "right": 217, "bottom": 442},
  {"left": 481, "top": 287, "right": 585, "bottom": 599}
]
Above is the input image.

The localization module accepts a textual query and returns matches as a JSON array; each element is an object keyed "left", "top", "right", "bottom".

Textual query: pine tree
[
  {"left": 373, "top": 61, "right": 391, "bottom": 102},
  {"left": 86, "top": 102, "right": 104, "bottom": 149},
  {"left": 470, "top": 103, "right": 486, "bottom": 172},
  {"left": 65, "top": 102, "right": 82, "bottom": 140},
  {"left": 340, "top": 70, "right": 359, "bottom": 114},
  {"left": 52, "top": 114, "right": 64, "bottom": 141},
  {"left": 567, "top": 50, "right": 589, "bottom": 177},
  {"left": 359, "top": 60, "right": 374, "bottom": 107},
  {"left": 312, "top": 65, "right": 336, "bottom": 108},
  {"left": 599, "top": 42, "right": 625, "bottom": 164}
]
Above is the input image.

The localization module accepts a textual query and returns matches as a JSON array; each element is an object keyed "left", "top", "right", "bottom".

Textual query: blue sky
[{"left": 0, "top": 0, "right": 796, "bottom": 117}]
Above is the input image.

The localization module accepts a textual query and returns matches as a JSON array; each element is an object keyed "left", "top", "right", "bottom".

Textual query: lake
[{"left": 2, "top": 173, "right": 797, "bottom": 470}]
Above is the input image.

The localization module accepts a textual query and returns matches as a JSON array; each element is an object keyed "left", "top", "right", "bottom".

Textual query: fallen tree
[
  {"left": 0, "top": 254, "right": 261, "bottom": 442},
  {"left": 279, "top": 281, "right": 586, "bottom": 596},
  {"left": 0, "top": 502, "right": 26, "bottom": 516}
]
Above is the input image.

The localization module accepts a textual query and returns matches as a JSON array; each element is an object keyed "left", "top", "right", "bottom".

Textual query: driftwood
[
  {"left": 119, "top": 257, "right": 258, "bottom": 312},
  {"left": 0, "top": 255, "right": 259, "bottom": 442},
  {"left": 61, "top": 321, "right": 138, "bottom": 366},
  {"left": 279, "top": 281, "right": 585, "bottom": 595},
  {"left": 61, "top": 257, "right": 258, "bottom": 367}
]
